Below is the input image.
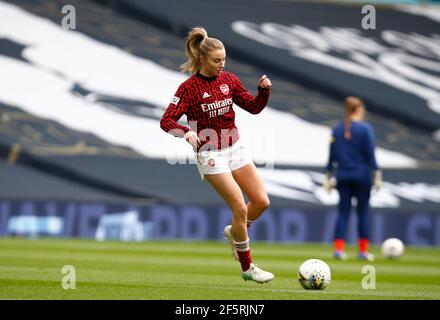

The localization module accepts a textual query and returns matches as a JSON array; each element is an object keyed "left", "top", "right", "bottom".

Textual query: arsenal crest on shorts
[
  {"left": 208, "top": 159, "right": 216, "bottom": 167},
  {"left": 220, "top": 84, "right": 229, "bottom": 95}
]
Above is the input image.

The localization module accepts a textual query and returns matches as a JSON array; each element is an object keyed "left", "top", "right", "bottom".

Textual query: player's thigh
[
  {"left": 353, "top": 182, "right": 371, "bottom": 211},
  {"left": 336, "top": 181, "right": 353, "bottom": 209},
  {"left": 231, "top": 163, "right": 269, "bottom": 206},
  {"left": 204, "top": 172, "right": 247, "bottom": 213}
]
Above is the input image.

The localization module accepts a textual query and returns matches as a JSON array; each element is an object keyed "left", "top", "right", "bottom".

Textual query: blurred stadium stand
[{"left": 0, "top": 0, "right": 439, "bottom": 244}]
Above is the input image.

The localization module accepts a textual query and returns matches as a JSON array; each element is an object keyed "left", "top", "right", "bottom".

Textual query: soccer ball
[
  {"left": 381, "top": 238, "right": 404, "bottom": 259},
  {"left": 298, "top": 259, "right": 331, "bottom": 290}
]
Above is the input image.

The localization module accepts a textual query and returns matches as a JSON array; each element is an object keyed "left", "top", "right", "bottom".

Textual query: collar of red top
[{"left": 196, "top": 71, "right": 218, "bottom": 81}]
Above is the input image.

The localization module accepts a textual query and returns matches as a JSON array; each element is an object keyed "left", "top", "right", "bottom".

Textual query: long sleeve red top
[{"left": 160, "top": 71, "right": 270, "bottom": 151}]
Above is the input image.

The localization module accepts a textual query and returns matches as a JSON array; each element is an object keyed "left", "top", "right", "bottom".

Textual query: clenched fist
[{"left": 258, "top": 75, "right": 272, "bottom": 89}]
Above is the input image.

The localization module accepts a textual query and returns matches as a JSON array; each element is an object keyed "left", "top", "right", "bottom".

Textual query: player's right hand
[{"left": 184, "top": 131, "right": 201, "bottom": 149}]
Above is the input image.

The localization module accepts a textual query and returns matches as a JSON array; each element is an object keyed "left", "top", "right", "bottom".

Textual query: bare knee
[{"left": 253, "top": 196, "right": 270, "bottom": 211}]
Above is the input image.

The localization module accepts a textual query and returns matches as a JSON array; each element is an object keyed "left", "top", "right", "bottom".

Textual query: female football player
[
  {"left": 324, "top": 96, "right": 382, "bottom": 261},
  {"left": 160, "top": 27, "right": 274, "bottom": 283}
]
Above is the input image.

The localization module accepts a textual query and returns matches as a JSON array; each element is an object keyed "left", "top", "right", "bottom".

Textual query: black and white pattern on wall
[
  {"left": 232, "top": 22, "right": 440, "bottom": 116},
  {"left": 258, "top": 168, "right": 440, "bottom": 208}
]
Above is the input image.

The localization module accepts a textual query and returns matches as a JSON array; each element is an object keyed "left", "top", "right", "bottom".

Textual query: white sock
[{"left": 234, "top": 239, "right": 250, "bottom": 252}]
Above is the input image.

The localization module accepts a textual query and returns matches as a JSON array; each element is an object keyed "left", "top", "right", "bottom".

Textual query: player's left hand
[{"left": 258, "top": 75, "right": 272, "bottom": 89}]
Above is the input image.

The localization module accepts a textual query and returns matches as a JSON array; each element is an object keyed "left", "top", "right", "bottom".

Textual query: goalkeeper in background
[{"left": 324, "top": 96, "right": 382, "bottom": 261}]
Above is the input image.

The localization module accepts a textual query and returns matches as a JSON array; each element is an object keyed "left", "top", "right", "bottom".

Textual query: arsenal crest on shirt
[{"left": 220, "top": 84, "right": 229, "bottom": 95}]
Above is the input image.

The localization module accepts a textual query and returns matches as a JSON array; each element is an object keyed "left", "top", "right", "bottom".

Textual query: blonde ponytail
[
  {"left": 344, "top": 96, "right": 364, "bottom": 140},
  {"left": 181, "top": 27, "right": 224, "bottom": 74}
]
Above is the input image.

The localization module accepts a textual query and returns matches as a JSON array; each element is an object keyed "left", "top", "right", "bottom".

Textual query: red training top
[{"left": 160, "top": 71, "right": 270, "bottom": 151}]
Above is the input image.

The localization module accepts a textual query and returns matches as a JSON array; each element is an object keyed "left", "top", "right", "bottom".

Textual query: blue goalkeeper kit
[{"left": 326, "top": 121, "right": 379, "bottom": 241}]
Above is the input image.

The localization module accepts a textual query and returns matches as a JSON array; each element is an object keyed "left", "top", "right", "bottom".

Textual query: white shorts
[{"left": 195, "top": 141, "right": 253, "bottom": 180}]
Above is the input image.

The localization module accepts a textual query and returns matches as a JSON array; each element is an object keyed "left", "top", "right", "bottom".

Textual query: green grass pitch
[{"left": 0, "top": 238, "right": 439, "bottom": 300}]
